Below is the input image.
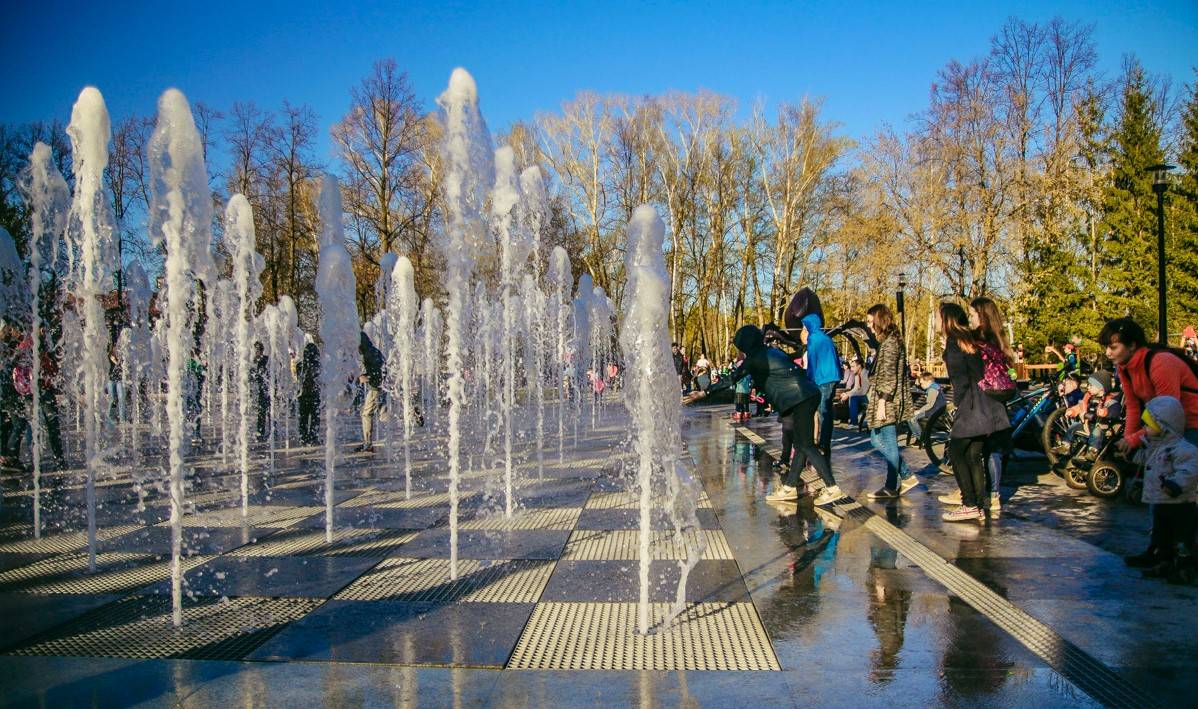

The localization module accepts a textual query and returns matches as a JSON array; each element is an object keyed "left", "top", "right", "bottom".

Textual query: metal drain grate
[
  {"left": 460, "top": 508, "right": 581, "bottom": 531},
  {"left": 508, "top": 602, "right": 779, "bottom": 670},
  {"left": 230, "top": 528, "right": 417, "bottom": 557},
  {"left": 159, "top": 506, "right": 323, "bottom": 529},
  {"left": 8, "top": 594, "right": 320, "bottom": 660},
  {"left": 345, "top": 490, "right": 458, "bottom": 509},
  {"left": 0, "top": 525, "right": 142, "bottom": 555},
  {"left": 561, "top": 530, "right": 733, "bottom": 561},
  {"left": 585, "top": 491, "right": 713, "bottom": 510},
  {"left": 334, "top": 557, "right": 553, "bottom": 603},
  {"left": 0, "top": 552, "right": 211, "bottom": 594}
]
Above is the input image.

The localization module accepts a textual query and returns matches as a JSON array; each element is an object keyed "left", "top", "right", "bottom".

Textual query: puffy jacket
[
  {"left": 1138, "top": 396, "right": 1198, "bottom": 504},
  {"left": 1118, "top": 346, "right": 1198, "bottom": 449},
  {"left": 708, "top": 325, "right": 819, "bottom": 415},
  {"left": 801, "top": 314, "right": 842, "bottom": 387}
]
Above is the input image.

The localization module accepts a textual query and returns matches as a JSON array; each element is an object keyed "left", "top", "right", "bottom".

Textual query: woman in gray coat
[{"left": 865, "top": 304, "right": 917, "bottom": 499}]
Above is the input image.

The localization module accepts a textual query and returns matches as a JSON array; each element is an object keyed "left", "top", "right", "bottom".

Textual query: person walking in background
[
  {"left": 356, "top": 332, "right": 385, "bottom": 453},
  {"left": 864, "top": 304, "right": 917, "bottom": 500},
  {"left": 250, "top": 341, "right": 269, "bottom": 442},
  {"left": 296, "top": 340, "right": 320, "bottom": 446},
  {"left": 106, "top": 334, "right": 126, "bottom": 425},
  {"left": 838, "top": 357, "right": 869, "bottom": 430},
  {"left": 937, "top": 302, "right": 1011, "bottom": 522}
]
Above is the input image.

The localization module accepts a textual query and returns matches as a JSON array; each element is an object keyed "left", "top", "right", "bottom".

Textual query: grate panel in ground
[
  {"left": 334, "top": 557, "right": 553, "bottom": 603},
  {"left": 0, "top": 552, "right": 211, "bottom": 594},
  {"left": 8, "top": 594, "right": 320, "bottom": 660},
  {"left": 345, "top": 490, "right": 458, "bottom": 509},
  {"left": 229, "top": 528, "right": 416, "bottom": 557},
  {"left": 0, "top": 525, "right": 141, "bottom": 554},
  {"left": 507, "top": 602, "right": 779, "bottom": 670},
  {"left": 585, "top": 490, "right": 712, "bottom": 510},
  {"left": 562, "top": 530, "right": 732, "bottom": 560},
  {"left": 157, "top": 505, "right": 323, "bottom": 529},
  {"left": 460, "top": 507, "right": 581, "bottom": 531}
]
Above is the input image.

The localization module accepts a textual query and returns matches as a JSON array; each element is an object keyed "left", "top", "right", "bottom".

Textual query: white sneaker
[
  {"left": 814, "top": 485, "right": 847, "bottom": 506},
  {"left": 898, "top": 477, "right": 920, "bottom": 496},
  {"left": 938, "top": 490, "right": 962, "bottom": 505},
  {"left": 765, "top": 484, "right": 800, "bottom": 502},
  {"left": 942, "top": 505, "right": 982, "bottom": 522}
]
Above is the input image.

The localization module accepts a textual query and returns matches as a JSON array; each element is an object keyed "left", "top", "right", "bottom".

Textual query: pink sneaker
[{"left": 942, "top": 505, "right": 982, "bottom": 522}]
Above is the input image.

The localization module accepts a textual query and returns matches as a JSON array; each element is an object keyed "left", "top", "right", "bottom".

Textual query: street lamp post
[
  {"left": 896, "top": 272, "right": 908, "bottom": 340},
  {"left": 1148, "top": 164, "right": 1174, "bottom": 345}
]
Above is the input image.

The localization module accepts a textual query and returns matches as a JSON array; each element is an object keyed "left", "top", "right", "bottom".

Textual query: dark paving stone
[
  {"left": 247, "top": 599, "right": 535, "bottom": 667},
  {"left": 0, "top": 552, "right": 54, "bottom": 573},
  {"left": 952, "top": 554, "right": 1198, "bottom": 602},
  {"left": 0, "top": 592, "right": 124, "bottom": 650},
  {"left": 293, "top": 506, "right": 446, "bottom": 530},
  {"left": 396, "top": 529, "right": 569, "bottom": 560},
  {"left": 138, "top": 555, "right": 379, "bottom": 598},
  {"left": 575, "top": 508, "right": 720, "bottom": 530},
  {"left": 0, "top": 655, "right": 242, "bottom": 708},
  {"left": 98, "top": 526, "right": 271, "bottom": 555},
  {"left": 541, "top": 560, "right": 749, "bottom": 602},
  {"left": 177, "top": 663, "right": 501, "bottom": 707}
]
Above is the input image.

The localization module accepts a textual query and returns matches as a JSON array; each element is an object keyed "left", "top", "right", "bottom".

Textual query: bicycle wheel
[
  {"left": 1041, "top": 407, "right": 1073, "bottom": 468},
  {"left": 922, "top": 406, "right": 955, "bottom": 471}
]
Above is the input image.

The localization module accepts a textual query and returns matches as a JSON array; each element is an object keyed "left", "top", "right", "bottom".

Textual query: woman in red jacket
[{"left": 1099, "top": 318, "right": 1198, "bottom": 452}]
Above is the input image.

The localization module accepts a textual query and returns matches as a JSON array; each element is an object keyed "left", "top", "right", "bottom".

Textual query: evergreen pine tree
[
  {"left": 1171, "top": 71, "right": 1198, "bottom": 339},
  {"left": 1098, "top": 60, "right": 1165, "bottom": 332}
]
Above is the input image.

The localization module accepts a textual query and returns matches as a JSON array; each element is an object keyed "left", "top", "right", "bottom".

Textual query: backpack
[
  {"left": 978, "top": 342, "right": 1016, "bottom": 402},
  {"left": 1144, "top": 346, "right": 1198, "bottom": 395}
]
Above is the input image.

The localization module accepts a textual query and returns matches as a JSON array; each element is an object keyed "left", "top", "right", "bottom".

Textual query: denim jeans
[
  {"left": 817, "top": 382, "right": 836, "bottom": 460},
  {"left": 870, "top": 423, "right": 911, "bottom": 490},
  {"left": 848, "top": 396, "right": 867, "bottom": 427},
  {"left": 106, "top": 381, "right": 126, "bottom": 423},
  {"left": 907, "top": 416, "right": 923, "bottom": 441}
]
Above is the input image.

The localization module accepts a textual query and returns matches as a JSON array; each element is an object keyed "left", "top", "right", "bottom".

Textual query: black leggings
[
  {"left": 782, "top": 398, "right": 836, "bottom": 488},
  {"left": 949, "top": 435, "right": 989, "bottom": 509}
]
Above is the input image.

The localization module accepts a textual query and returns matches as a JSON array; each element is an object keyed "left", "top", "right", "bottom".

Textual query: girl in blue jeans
[{"left": 863, "top": 304, "right": 917, "bottom": 500}]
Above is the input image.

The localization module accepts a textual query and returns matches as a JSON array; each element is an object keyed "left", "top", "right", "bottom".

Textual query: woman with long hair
[
  {"left": 864, "top": 304, "right": 917, "bottom": 499},
  {"left": 972, "top": 296, "right": 1014, "bottom": 513},
  {"left": 938, "top": 302, "right": 1011, "bottom": 522}
]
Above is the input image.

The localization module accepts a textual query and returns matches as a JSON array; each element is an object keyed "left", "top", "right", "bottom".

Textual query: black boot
[{"left": 1124, "top": 547, "right": 1159, "bottom": 568}]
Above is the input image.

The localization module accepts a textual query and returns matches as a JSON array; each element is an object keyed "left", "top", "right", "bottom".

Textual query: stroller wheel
[
  {"left": 1087, "top": 462, "right": 1124, "bottom": 498},
  {"left": 1064, "top": 463, "right": 1089, "bottom": 490}
]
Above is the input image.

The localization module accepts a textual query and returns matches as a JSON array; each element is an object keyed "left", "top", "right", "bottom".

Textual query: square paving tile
[
  {"left": 334, "top": 558, "right": 555, "bottom": 603},
  {"left": 137, "top": 555, "right": 380, "bottom": 598},
  {"left": 397, "top": 529, "right": 570, "bottom": 560},
  {"left": 98, "top": 525, "right": 271, "bottom": 555},
  {"left": 247, "top": 599, "right": 535, "bottom": 667},
  {"left": 541, "top": 560, "right": 750, "bottom": 603},
  {"left": 0, "top": 592, "right": 124, "bottom": 650},
  {"left": 576, "top": 508, "right": 720, "bottom": 530},
  {"left": 293, "top": 505, "right": 446, "bottom": 530}
]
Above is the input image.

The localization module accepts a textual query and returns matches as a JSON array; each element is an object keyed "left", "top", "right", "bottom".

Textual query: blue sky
[{"left": 2, "top": 0, "right": 1195, "bottom": 164}]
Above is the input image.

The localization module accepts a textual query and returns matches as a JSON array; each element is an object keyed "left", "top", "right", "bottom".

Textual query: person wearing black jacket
[
  {"left": 357, "top": 332, "right": 385, "bottom": 453},
  {"left": 689, "top": 325, "right": 844, "bottom": 506},
  {"left": 938, "top": 303, "right": 1011, "bottom": 522},
  {"left": 296, "top": 341, "right": 320, "bottom": 445},
  {"left": 250, "top": 342, "right": 269, "bottom": 441}
]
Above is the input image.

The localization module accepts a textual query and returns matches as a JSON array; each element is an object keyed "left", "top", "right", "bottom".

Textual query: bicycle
[{"left": 921, "top": 384, "right": 1060, "bottom": 472}]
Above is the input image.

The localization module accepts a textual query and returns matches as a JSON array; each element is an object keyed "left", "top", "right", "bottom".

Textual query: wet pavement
[{"left": 0, "top": 403, "right": 1190, "bottom": 707}]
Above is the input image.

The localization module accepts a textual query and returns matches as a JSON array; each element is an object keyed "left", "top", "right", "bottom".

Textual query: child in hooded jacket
[{"left": 1136, "top": 395, "right": 1198, "bottom": 582}]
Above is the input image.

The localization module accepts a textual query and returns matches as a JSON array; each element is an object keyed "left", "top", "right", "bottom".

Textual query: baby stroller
[{"left": 1065, "top": 421, "right": 1142, "bottom": 500}]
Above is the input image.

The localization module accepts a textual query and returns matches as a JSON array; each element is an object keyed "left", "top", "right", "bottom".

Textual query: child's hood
[{"left": 1145, "top": 396, "right": 1186, "bottom": 438}]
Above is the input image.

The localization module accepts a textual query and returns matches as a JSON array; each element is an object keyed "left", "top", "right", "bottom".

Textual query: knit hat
[{"left": 1087, "top": 370, "right": 1113, "bottom": 394}]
